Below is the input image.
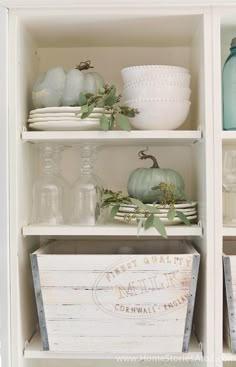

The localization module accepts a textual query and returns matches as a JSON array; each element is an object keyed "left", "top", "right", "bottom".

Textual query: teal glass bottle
[{"left": 223, "top": 38, "right": 236, "bottom": 130}]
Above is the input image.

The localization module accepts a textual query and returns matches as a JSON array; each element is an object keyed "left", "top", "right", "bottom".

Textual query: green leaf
[
  {"left": 137, "top": 219, "right": 144, "bottom": 235},
  {"left": 130, "top": 198, "right": 160, "bottom": 214},
  {"left": 110, "top": 205, "right": 120, "bottom": 219},
  {"left": 117, "top": 114, "right": 131, "bottom": 131},
  {"left": 104, "top": 94, "right": 118, "bottom": 106},
  {"left": 130, "top": 198, "right": 148, "bottom": 210},
  {"left": 120, "top": 106, "right": 137, "bottom": 117},
  {"left": 95, "top": 202, "right": 100, "bottom": 221},
  {"left": 153, "top": 217, "right": 168, "bottom": 238},
  {"left": 81, "top": 103, "right": 95, "bottom": 119},
  {"left": 98, "top": 87, "right": 105, "bottom": 94},
  {"left": 100, "top": 114, "right": 110, "bottom": 131},
  {"left": 167, "top": 207, "right": 176, "bottom": 221},
  {"left": 144, "top": 215, "right": 154, "bottom": 230},
  {"left": 102, "top": 193, "right": 114, "bottom": 200},
  {"left": 78, "top": 92, "right": 87, "bottom": 106},
  {"left": 109, "top": 115, "right": 115, "bottom": 130},
  {"left": 81, "top": 104, "right": 89, "bottom": 114},
  {"left": 176, "top": 210, "right": 191, "bottom": 225}
]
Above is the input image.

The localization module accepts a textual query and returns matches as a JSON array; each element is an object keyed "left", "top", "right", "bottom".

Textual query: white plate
[
  {"left": 117, "top": 206, "right": 197, "bottom": 214},
  {"left": 28, "top": 120, "right": 101, "bottom": 131},
  {"left": 119, "top": 201, "right": 197, "bottom": 210},
  {"left": 115, "top": 210, "right": 197, "bottom": 218},
  {"left": 30, "top": 107, "right": 108, "bottom": 114},
  {"left": 29, "top": 112, "right": 110, "bottom": 119},
  {"left": 114, "top": 215, "right": 197, "bottom": 225},
  {"left": 28, "top": 116, "right": 105, "bottom": 123}
]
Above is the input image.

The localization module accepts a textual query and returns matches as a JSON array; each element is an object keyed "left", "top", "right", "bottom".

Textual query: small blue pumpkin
[{"left": 127, "top": 148, "right": 185, "bottom": 203}]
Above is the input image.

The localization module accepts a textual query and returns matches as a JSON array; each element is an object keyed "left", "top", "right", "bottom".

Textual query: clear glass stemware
[
  {"left": 71, "top": 144, "right": 104, "bottom": 225},
  {"left": 223, "top": 150, "right": 236, "bottom": 226},
  {"left": 32, "top": 144, "right": 69, "bottom": 225}
]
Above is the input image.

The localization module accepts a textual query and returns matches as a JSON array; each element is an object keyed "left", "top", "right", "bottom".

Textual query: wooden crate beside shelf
[{"left": 30, "top": 240, "right": 200, "bottom": 354}]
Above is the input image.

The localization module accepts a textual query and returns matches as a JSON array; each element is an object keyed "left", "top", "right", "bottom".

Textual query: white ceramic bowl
[
  {"left": 121, "top": 66, "right": 191, "bottom": 85},
  {"left": 123, "top": 82, "right": 191, "bottom": 101},
  {"left": 122, "top": 64, "right": 190, "bottom": 74},
  {"left": 124, "top": 99, "right": 191, "bottom": 130}
]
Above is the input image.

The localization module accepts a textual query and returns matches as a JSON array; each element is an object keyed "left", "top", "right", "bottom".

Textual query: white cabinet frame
[
  {"left": 0, "top": 5, "right": 11, "bottom": 367},
  {"left": 1, "top": 2, "right": 236, "bottom": 367}
]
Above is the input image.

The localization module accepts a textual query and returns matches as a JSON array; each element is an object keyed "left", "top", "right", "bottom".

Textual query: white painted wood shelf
[
  {"left": 22, "top": 224, "right": 202, "bottom": 237},
  {"left": 24, "top": 332, "right": 203, "bottom": 360},
  {"left": 223, "top": 343, "right": 236, "bottom": 361},
  {"left": 222, "top": 131, "right": 236, "bottom": 144},
  {"left": 21, "top": 130, "right": 202, "bottom": 146},
  {"left": 222, "top": 227, "right": 236, "bottom": 237}
]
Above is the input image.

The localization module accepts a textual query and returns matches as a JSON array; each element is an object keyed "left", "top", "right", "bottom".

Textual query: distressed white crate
[
  {"left": 223, "top": 243, "right": 236, "bottom": 353},
  {"left": 31, "top": 240, "right": 200, "bottom": 354}
]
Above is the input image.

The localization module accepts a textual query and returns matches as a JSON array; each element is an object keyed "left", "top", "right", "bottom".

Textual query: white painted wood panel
[
  {"left": 41, "top": 287, "right": 190, "bottom": 305},
  {"left": 44, "top": 303, "right": 187, "bottom": 320},
  {"left": 46, "top": 319, "right": 186, "bottom": 337},
  {"left": 39, "top": 270, "right": 192, "bottom": 287},
  {"left": 0, "top": 6, "right": 10, "bottom": 367},
  {"left": 38, "top": 254, "right": 193, "bottom": 271},
  {"left": 23, "top": 224, "right": 202, "bottom": 237},
  {"left": 24, "top": 331, "right": 202, "bottom": 360},
  {"left": 22, "top": 130, "right": 202, "bottom": 146},
  {"left": 49, "top": 335, "right": 183, "bottom": 354}
]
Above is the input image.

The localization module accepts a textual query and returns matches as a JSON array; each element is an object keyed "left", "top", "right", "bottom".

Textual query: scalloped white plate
[
  {"left": 30, "top": 107, "right": 107, "bottom": 114},
  {"left": 29, "top": 113, "right": 110, "bottom": 120},
  {"left": 28, "top": 120, "right": 101, "bottom": 131},
  {"left": 28, "top": 116, "right": 105, "bottom": 123},
  {"left": 119, "top": 201, "right": 197, "bottom": 210},
  {"left": 114, "top": 214, "right": 197, "bottom": 225},
  {"left": 116, "top": 210, "right": 197, "bottom": 218},
  {"left": 117, "top": 206, "right": 197, "bottom": 214}
]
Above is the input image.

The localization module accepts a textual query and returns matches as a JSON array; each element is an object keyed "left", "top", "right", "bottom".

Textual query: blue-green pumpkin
[{"left": 127, "top": 149, "right": 185, "bottom": 203}]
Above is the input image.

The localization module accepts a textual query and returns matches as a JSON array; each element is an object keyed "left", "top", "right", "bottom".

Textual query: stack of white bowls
[{"left": 121, "top": 65, "right": 191, "bottom": 130}]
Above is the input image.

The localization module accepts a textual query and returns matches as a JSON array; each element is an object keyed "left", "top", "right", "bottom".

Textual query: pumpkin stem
[
  {"left": 76, "top": 60, "right": 94, "bottom": 71},
  {"left": 138, "top": 147, "right": 159, "bottom": 168}
]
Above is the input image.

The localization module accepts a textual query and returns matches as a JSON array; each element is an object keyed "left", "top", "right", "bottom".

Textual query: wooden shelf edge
[
  {"left": 223, "top": 227, "right": 236, "bottom": 237},
  {"left": 222, "top": 131, "right": 236, "bottom": 144},
  {"left": 223, "top": 342, "right": 236, "bottom": 361},
  {"left": 24, "top": 332, "right": 203, "bottom": 360},
  {"left": 22, "top": 224, "right": 202, "bottom": 237},
  {"left": 21, "top": 130, "right": 202, "bottom": 146}
]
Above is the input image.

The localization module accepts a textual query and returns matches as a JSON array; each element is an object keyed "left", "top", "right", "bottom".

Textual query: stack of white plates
[
  {"left": 121, "top": 65, "right": 191, "bottom": 130},
  {"left": 28, "top": 107, "right": 111, "bottom": 131},
  {"left": 113, "top": 201, "right": 197, "bottom": 225}
]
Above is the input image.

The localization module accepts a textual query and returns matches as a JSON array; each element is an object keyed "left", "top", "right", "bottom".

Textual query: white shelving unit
[{"left": 2, "top": 1, "right": 236, "bottom": 367}]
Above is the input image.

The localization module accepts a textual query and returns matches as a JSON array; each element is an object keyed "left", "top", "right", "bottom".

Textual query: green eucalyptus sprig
[
  {"left": 100, "top": 183, "right": 192, "bottom": 239},
  {"left": 77, "top": 84, "right": 139, "bottom": 131}
]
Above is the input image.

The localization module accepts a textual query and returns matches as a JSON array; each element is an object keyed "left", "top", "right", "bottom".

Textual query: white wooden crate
[{"left": 31, "top": 240, "right": 200, "bottom": 355}]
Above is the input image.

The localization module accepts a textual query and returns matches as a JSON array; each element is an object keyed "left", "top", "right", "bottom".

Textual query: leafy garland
[
  {"left": 99, "top": 183, "right": 192, "bottom": 239},
  {"left": 77, "top": 84, "right": 139, "bottom": 131}
]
